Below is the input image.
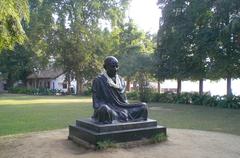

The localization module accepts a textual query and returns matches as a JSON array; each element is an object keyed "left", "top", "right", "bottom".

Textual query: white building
[{"left": 26, "top": 68, "right": 77, "bottom": 94}]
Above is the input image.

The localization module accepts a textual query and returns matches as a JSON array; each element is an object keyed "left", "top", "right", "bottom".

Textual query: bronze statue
[{"left": 92, "top": 56, "right": 148, "bottom": 124}]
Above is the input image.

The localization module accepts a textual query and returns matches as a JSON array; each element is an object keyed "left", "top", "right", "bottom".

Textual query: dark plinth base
[{"left": 68, "top": 118, "right": 167, "bottom": 147}]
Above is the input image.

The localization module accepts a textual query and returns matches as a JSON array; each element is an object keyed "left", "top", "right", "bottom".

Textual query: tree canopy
[
  {"left": 0, "top": 0, "right": 29, "bottom": 51},
  {"left": 48, "top": 0, "right": 130, "bottom": 94},
  {"left": 156, "top": 0, "right": 240, "bottom": 95}
]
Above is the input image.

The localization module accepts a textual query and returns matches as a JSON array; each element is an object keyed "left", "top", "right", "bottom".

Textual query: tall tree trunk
[
  {"left": 133, "top": 81, "right": 137, "bottom": 91},
  {"left": 77, "top": 77, "right": 84, "bottom": 95},
  {"left": 177, "top": 79, "right": 181, "bottom": 95},
  {"left": 227, "top": 76, "right": 232, "bottom": 96},
  {"left": 199, "top": 79, "right": 203, "bottom": 95},
  {"left": 66, "top": 74, "right": 71, "bottom": 94},
  {"left": 139, "top": 73, "right": 145, "bottom": 94},
  {"left": 157, "top": 80, "right": 161, "bottom": 93},
  {"left": 126, "top": 77, "right": 131, "bottom": 92},
  {"left": 6, "top": 73, "right": 14, "bottom": 89}
]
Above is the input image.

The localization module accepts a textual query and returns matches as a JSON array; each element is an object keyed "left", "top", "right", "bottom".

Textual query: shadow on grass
[
  {"left": 0, "top": 93, "right": 90, "bottom": 100},
  {"left": 0, "top": 99, "right": 92, "bottom": 107}
]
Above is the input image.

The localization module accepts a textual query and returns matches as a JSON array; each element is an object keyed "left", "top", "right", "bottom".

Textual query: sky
[{"left": 128, "top": 0, "right": 161, "bottom": 34}]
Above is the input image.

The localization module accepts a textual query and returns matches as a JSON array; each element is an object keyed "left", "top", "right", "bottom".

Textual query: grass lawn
[
  {"left": 149, "top": 103, "right": 240, "bottom": 135},
  {"left": 0, "top": 93, "right": 240, "bottom": 136},
  {"left": 0, "top": 94, "right": 93, "bottom": 136}
]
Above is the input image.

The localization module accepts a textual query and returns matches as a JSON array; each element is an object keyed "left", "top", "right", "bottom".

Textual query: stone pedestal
[{"left": 69, "top": 118, "right": 166, "bottom": 147}]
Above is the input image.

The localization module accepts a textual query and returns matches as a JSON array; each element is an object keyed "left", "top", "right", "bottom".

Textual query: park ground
[
  {"left": 0, "top": 128, "right": 240, "bottom": 158},
  {"left": 0, "top": 93, "right": 240, "bottom": 158}
]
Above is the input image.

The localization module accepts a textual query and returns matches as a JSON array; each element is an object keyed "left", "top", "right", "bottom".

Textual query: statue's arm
[
  {"left": 120, "top": 77, "right": 128, "bottom": 103},
  {"left": 92, "top": 78, "right": 102, "bottom": 109}
]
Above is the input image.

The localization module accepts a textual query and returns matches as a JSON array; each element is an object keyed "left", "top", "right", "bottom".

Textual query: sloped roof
[{"left": 27, "top": 68, "right": 64, "bottom": 79}]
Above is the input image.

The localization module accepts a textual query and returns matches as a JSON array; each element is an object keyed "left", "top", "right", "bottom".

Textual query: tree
[
  {"left": 156, "top": 0, "right": 240, "bottom": 96},
  {"left": 117, "top": 20, "right": 155, "bottom": 91},
  {"left": 207, "top": 0, "right": 240, "bottom": 96},
  {"left": 51, "top": 0, "right": 129, "bottom": 94},
  {"left": 134, "top": 54, "right": 153, "bottom": 97},
  {"left": 0, "top": 0, "right": 29, "bottom": 51},
  {"left": 0, "top": 0, "right": 56, "bottom": 88},
  {"left": 156, "top": 0, "right": 194, "bottom": 94},
  {"left": 117, "top": 21, "right": 145, "bottom": 91},
  {"left": 183, "top": 0, "right": 215, "bottom": 95},
  {"left": 0, "top": 45, "right": 34, "bottom": 88}
]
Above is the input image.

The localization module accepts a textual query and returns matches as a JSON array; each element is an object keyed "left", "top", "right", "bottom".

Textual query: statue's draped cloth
[{"left": 92, "top": 74, "right": 148, "bottom": 124}]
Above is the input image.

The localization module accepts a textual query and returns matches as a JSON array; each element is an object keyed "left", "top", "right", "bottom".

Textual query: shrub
[
  {"left": 150, "top": 133, "right": 168, "bottom": 144},
  {"left": 126, "top": 90, "right": 240, "bottom": 109},
  {"left": 191, "top": 93, "right": 204, "bottom": 105},
  {"left": 9, "top": 87, "right": 30, "bottom": 94},
  {"left": 216, "top": 95, "right": 240, "bottom": 109},
  {"left": 204, "top": 95, "right": 218, "bottom": 107},
  {"left": 151, "top": 93, "right": 161, "bottom": 102},
  {"left": 8, "top": 87, "right": 64, "bottom": 96},
  {"left": 175, "top": 93, "right": 192, "bottom": 104},
  {"left": 139, "top": 88, "right": 155, "bottom": 102},
  {"left": 83, "top": 86, "right": 92, "bottom": 96},
  {"left": 127, "top": 91, "right": 139, "bottom": 100},
  {"left": 190, "top": 93, "right": 218, "bottom": 106},
  {"left": 96, "top": 140, "right": 117, "bottom": 150},
  {"left": 158, "top": 92, "right": 176, "bottom": 103}
]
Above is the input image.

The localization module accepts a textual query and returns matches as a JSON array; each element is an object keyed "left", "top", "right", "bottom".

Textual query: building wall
[
  {"left": 27, "top": 79, "right": 51, "bottom": 89},
  {"left": 71, "top": 79, "right": 77, "bottom": 94},
  {"left": 50, "top": 74, "right": 66, "bottom": 92},
  {"left": 50, "top": 74, "right": 77, "bottom": 94},
  {"left": 27, "top": 73, "right": 77, "bottom": 94}
]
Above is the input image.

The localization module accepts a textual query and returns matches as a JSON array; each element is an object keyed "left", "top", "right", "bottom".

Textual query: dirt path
[{"left": 0, "top": 128, "right": 240, "bottom": 158}]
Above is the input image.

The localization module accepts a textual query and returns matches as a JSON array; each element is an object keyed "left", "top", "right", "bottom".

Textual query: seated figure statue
[{"left": 92, "top": 56, "right": 148, "bottom": 124}]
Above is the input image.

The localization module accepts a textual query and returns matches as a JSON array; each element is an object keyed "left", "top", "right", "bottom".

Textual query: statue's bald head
[
  {"left": 104, "top": 56, "right": 119, "bottom": 78},
  {"left": 104, "top": 56, "right": 118, "bottom": 67}
]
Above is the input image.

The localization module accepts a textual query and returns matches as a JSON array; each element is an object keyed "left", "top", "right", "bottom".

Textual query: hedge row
[
  {"left": 9, "top": 87, "right": 64, "bottom": 95},
  {"left": 9, "top": 87, "right": 240, "bottom": 109},
  {"left": 127, "top": 90, "right": 240, "bottom": 109}
]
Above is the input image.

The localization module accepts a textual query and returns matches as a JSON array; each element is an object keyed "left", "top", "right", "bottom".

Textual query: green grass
[
  {"left": 149, "top": 103, "right": 240, "bottom": 135},
  {"left": 0, "top": 94, "right": 93, "bottom": 136},
  {"left": 0, "top": 93, "right": 240, "bottom": 136}
]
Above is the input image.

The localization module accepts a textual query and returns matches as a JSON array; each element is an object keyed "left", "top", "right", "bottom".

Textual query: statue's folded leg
[
  {"left": 127, "top": 103, "right": 148, "bottom": 121},
  {"left": 93, "top": 104, "right": 117, "bottom": 124}
]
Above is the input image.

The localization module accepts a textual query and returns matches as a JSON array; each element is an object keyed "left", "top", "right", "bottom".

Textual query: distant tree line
[{"left": 155, "top": 0, "right": 240, "bottom": 96}]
